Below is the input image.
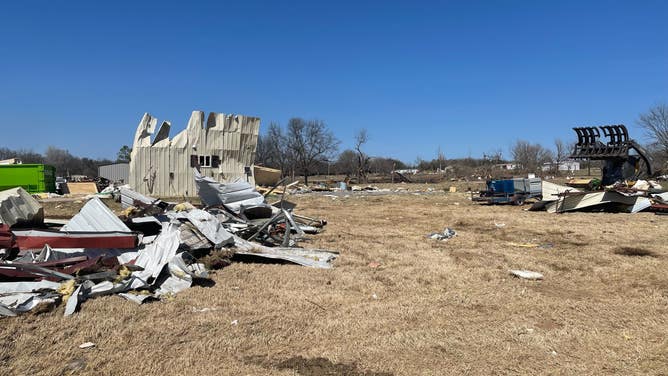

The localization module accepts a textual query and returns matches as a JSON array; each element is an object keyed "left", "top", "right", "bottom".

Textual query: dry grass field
[{"left": 2, "top": 184, "right": 667, "bottom": 375}]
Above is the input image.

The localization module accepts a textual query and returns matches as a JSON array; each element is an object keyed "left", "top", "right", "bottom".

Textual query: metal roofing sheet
[{"left": 61, "top": 197, "right": 130, "bottom": 232}]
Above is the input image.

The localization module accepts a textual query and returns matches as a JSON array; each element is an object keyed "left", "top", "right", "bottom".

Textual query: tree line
[
  {"left": 256, "top": 118, "right": 408, "bottom": 184},
  {"left": 3, "top": 104, "right": 665, "bottom": 182},
  {"left": 0, "top": 146, "right": 115, "bottom": 177},
  {"left": 258, "top": 104, "right": 668, "bottom": 182}
]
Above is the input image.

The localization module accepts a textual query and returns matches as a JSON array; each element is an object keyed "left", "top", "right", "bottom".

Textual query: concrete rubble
[{"left": 0, "top": 172, "right": 338, "bottom": 317}]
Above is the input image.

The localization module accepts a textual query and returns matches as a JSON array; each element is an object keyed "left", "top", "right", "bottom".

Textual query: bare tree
[
  {"left": 552, "top": 139, "right": 570, "bottom": 174},
  {"left": 436, "top": 146, "right": 446, "bottom": 172},
  {"left": 286, "top": 118, "right": 340, "bottom": 185},
  {"left": 554, "top": 139, "right": 568, "bottom": 163},
  {"left": 256, "top": 122, "right": 291, "bottom": 174},
  {"left": 354, "top": 129, "right": 370, "bottom": 183},
  {"left": 638, "top": 103, "right": 668, "bottom": 158},
  {"left": 335, "top": 149, "right": 357, "bottom": 176},
  {"left": 45, "top": 146, "right": 79, "bottom": 176},
  {"left": 511, "top": 140, "right": 553, "bottom": 173}
]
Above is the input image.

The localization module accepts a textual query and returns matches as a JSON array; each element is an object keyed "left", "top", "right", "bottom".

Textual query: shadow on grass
[{"left": 614, "top": 247, "right": 658, "bottom": 258}]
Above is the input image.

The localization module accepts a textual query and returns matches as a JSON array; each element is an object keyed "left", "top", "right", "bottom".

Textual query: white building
[
  {"left": 541, "top": 160, "right": 581, "bottom": 172},
  {"left": 129, "top": 110, "right": 260, "bottom": 196},
  {"left": 99, "top": 163, "right": 129, "bottom": 183}
]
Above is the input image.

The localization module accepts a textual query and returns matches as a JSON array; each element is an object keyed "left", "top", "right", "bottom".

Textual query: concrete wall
[{"left": 128, "top": 111, "right": 260, "bottom": 196}]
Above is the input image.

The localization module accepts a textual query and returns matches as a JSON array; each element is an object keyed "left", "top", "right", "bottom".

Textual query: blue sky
[{"left": 0, "top": 1, "right": 666, "bottom": 163}]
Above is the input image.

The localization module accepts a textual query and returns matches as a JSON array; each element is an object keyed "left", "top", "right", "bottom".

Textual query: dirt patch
[
  {"left": 614, "top": 247, "right": 658, "bottom": 258},
  {"left": 246, "top": 355, "right": 394, "bottom": 376}
]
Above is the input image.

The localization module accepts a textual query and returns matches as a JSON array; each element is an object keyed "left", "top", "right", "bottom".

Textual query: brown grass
[{"left": 2, "top": 185, "right": 668, "bottom": 375}]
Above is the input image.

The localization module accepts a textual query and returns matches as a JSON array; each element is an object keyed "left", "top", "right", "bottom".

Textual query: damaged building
[{"left": 128, "top": 110, "right": 260, "bottom": 196}]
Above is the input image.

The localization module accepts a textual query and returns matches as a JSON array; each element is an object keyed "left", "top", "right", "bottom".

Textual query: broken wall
[{"left": 128, "top": 111, "right": 260, "bottom": 196}]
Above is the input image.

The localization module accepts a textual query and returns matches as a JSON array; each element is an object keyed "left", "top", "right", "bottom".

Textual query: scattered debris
[
  {"left": 427, "top": 228, "right": 457, "bottom": 241},
  {"left": 78, "top": 342, "right": 96, "bottom": 349},
  {"left": 509, "top": 270, "right": 544, "bottom": 280},
  {"left": 0, "top": 170, "right": 338, "bottom": 317}
]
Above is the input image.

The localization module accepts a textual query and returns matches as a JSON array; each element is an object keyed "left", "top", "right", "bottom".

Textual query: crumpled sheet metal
[
  {"left": 0, "top": 280, "right": 61, "bottom": 293},
  {"left": 120, "top": 186, "right": 162, "bottom": 210},
  {"left": 0, "top": 187, "right": 44, "bottom": 227},
  {"left": 130, "top": 221, "right": 181, "bottom": 289},
  {"left": 0, "top": 292, "right": 59, "bottom": 316},
  {"left": 194, "top": 171, "right": 264, "bottom": 212},
  {"left": 541, "top": 181, "right": 580, "bottom": 202},
  {"left": 61, "top": 197, "right": 131, "bottom": 232},
  {"left": 156, "top": 252, "right": 207, "bottom": 296},
  {"left": 179, "top": 209, "right": 234, "bottom": 248},
  {"left": 232, "top": 235, "right": 337, "bottom": 269},
  {"left": 547, "top": 191, "right": 652, "bottom": 213}
]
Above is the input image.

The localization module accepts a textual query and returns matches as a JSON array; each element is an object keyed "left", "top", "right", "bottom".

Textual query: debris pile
[
  {"left": 532, "top": 180, "right": 667, "bottom": 214},
  {"left": 0, "top": 170, "right": 337, "bottom": 317}
]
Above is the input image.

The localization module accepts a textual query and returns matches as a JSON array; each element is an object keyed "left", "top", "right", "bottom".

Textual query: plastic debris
[{"left": 509, "top": 270, "right": 544, "bottom": 280}]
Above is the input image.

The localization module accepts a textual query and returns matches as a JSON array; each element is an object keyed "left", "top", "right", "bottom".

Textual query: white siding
[{"left": 128, "top": 111, "right": 260, "bottom": 197}]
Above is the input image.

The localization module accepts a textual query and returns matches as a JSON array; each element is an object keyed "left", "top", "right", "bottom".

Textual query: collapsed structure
[
  {"left": 0, "top": 171, "right": 337, "bottom": 317},
  {"left": 129, "top": 111, "right": 260, "bottom": 197}
]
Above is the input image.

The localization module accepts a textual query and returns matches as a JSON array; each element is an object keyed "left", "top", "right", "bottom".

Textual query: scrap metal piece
[
  {"left": 155, "top": 252, "right": 208, "bottom": 296},
  {"left": 118, "top": 292, "right": 152, "bottom": 304},
  {"left": 541, "top": 181, "right": 580, "bottom": 202},
  {"left": 194, "top": 171, "right": 265, "bottom": 212},
  {"left": 120, "top": 187, "right": 168, "bottom": 211},
  {"left": 0, "top": 281, "right": 61, "bottom": 298},
  {"left": 0, "top": 292, "right": 58, "bottom": 314},
  {"left": 61, "top": 197, "right": 130, "bottom": 232},
  {"left": 547, "top": 191, "right": 652, "bottom": 213},
  {"left": 181, "top": 209, "right": 234, "bottom": 247},
  {"left": 0, "top": 262, "right": 74, "bottom": 281},
  {"left": 232, "top": 235, "right": 337, "bottom": 269},
  {"left": 0, "top": 187, "right": 44, "bottom": 227},
  {"left": 130, "top": 221, "right": 181, "bottom": 288},
  {"left": 13, "top": 229, "right": 138, "bottom": 250},
  {"left": 0, "top": 303, "right": 16, "bottom": 316}
]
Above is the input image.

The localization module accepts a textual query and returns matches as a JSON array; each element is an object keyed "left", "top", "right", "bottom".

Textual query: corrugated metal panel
[
  {"left": 0, "top": 187, "right": 44, "bottom": 227},
  {"left": 98, "top": 163, "right": 129, "bottom": 183},
  {"left": 128, "top": 110, "right": 260, "bottom": 196},
  {"left": 61, "top": 197, "right": 130, "bottom": 232}
]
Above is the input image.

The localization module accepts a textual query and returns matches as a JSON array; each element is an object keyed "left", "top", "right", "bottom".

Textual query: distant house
[
  {"left": 393, "top": 169, "right": 419, "bottom": 175},
  {"left": 494, "top": 163, "right": 517, "bottom": 170},
  {"left": 541, "top": 160, "right": 581, "bottom": 172}
]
